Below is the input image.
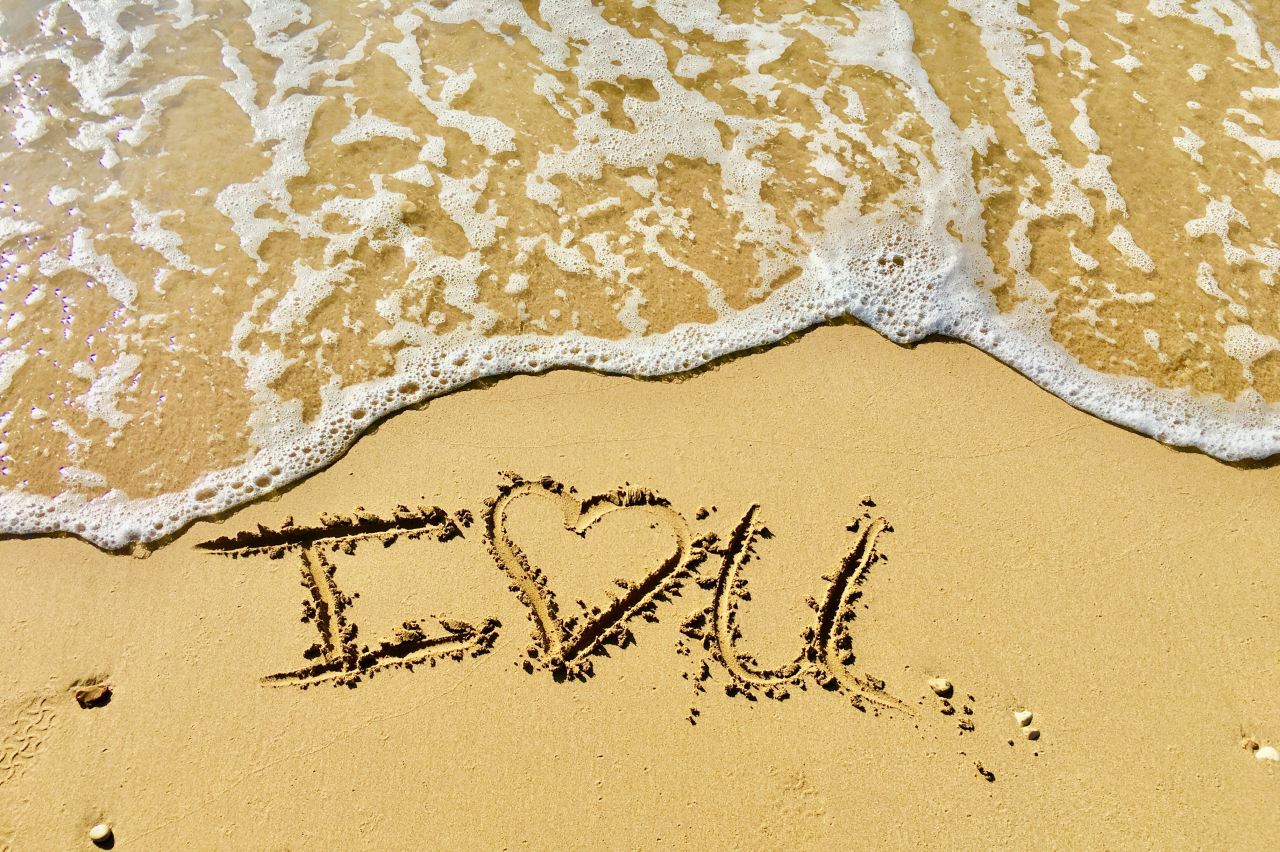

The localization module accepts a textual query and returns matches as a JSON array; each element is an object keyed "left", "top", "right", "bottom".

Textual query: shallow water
[{"left": 1, "top": 0, "right": 1279, "bottom": 547}]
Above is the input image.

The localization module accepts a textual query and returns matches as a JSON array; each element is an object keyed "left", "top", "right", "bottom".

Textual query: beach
[
  {"left": 4, "top": 1, "right": 1280, "bottom": 847},
  {"left": 1, "top": 324, "right": 1276, "bottom": 848}
]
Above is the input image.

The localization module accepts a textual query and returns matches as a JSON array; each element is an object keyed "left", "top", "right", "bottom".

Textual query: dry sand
[{"left": 1, "top": 323, "right": 1277, "bottom": 849}]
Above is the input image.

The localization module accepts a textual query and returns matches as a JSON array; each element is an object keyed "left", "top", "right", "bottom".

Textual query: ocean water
[{"left": 1, "top": 0, "right": 1278, "bottom": 548}]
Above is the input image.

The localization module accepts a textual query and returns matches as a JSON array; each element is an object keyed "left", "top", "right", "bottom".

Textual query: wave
[{"left": 1, "top": 0, "right": 1278, "bottom": 548}]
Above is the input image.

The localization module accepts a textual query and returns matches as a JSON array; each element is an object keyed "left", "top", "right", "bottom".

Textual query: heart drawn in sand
[{"left": 485, "top": 473, "right": 702, "bottom": 681}]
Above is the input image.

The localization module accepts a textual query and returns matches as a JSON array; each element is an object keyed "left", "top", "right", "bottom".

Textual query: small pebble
[
  {"left": 928, "top": 677, "right": 953, "bottom": 698},
  {"left": 88, "top": 823, "right": 112, "bottom": 845},
  {"left": 399, "top": 199, "right": 418, "bottom": 215},
  {"left": 1014, "top": 710, "right": 1033, "bottom": 727},
  {"left": 1024, "top": 727, "right": 1040, "bottom": 741},
  {"left": 74, "top": 683, "right": 111, "bottom": 709},
  {"left": 1257, "top": 745, "right": 1280, "bottom": 762}
]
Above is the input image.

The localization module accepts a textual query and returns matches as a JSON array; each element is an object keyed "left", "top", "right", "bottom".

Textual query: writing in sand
[{"left": 197, "top": 473, "right": 908, "bottom": 719}]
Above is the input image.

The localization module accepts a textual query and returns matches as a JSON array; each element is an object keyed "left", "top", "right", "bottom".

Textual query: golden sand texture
[{"left": 0, "top": 325, "right": 1276, "bottom": 848}]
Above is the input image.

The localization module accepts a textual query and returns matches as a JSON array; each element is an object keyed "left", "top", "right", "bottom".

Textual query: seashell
[
  {"left": 89, "top": 823, "right": 112, "bottom": 844},
  {"left": 1257, "top": 745, "right": 1279, "bottom": 762},
  {"left": 928, "top": 677, "right": 952, "bottom": 697},
  {"left": 1014, "top": 710, "right": 1033, "bottom": 727}
]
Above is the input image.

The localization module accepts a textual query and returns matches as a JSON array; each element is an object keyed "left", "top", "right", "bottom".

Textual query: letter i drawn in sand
[{"left": 197, "top": 505, "right": 500, "bottom": 688}]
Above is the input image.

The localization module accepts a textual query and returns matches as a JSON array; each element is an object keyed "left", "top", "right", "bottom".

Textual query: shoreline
[{"left": 6, "top": 310, "right": 1280, "bottom": 554}]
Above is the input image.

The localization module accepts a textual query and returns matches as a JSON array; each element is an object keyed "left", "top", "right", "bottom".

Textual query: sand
[{"left": 0, "top": 323, "right": 1277, "bottom": 849}]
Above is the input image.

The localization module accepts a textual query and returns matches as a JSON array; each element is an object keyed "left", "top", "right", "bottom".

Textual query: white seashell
[
  {"left": 928, "top": 677, "right": 952, "bottom": 697},
  {"left": 1014, "top": 710, "right": 1033, "bottom": 727},
  {"left": 1257, "top": 745, "right": 1280, "bottom": 762},
  {"left": 88, "top": 823, "right": 112, "bottom": 843}
]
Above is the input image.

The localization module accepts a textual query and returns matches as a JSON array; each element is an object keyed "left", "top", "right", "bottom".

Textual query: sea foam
[{"left": 1, "top": 0, "right": 1280, "bottom": 548}]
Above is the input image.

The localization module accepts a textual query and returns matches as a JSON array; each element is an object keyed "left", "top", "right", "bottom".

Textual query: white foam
[
  {"left": 1148, "top": 0, "right": 1268, "bottom": 69},
  {"left": 0, "top": 349, "right": 28, "bottom": 396},
  {"left": 1223, "top": 324, "right": 1280, "bottom": 382},
  {"left": 1069, "top": 243, "right": 1100, "bottom": 271},
  {"left": 1069, "top": 94, "right": 1101, "bottom": 151},
  {"left": 38, "top": 227, "right": 138, "bottom": 307},
  {"left": 675, "top": 54, "right": 712, "bottom": 79},
  {"left": 1108, "top": 224, "right": 1156, "bottom": 274},
  {"left": 59, "top": 466, "right": 107, "bottom": 490},
  {"left": 1185, "top": 197, "right": 1251, "bottom": 266},
  {"left": 7, "top": 0, "right": 1280, "bottom": 550},
  {"left": 332, "top": 105, "right": 419, "bottom": 145},
  {"left": 1223, "top": 115, "right": 1280, "bottom": 160},
  {"left": 129, "top": 202, "right": 210, "bottom": 282},
  {"left": 48, "top": 186, "right": 81, "bottom": 206},
  {"left": 77, "top": 353, "right": 141, "bottom": 431},
  {"left": 0, "top": 216, "right": 38, "bottom": 246},
  {"left": 1174, "top": 126, "right": 1206, "bottom": 163}
]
